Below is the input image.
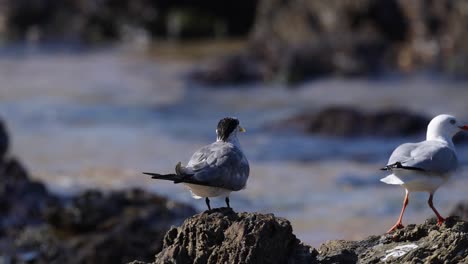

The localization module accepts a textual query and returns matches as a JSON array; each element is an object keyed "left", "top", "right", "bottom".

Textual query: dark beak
[{"left": 459, "top": 125, "right": 468, "bottom": 131}]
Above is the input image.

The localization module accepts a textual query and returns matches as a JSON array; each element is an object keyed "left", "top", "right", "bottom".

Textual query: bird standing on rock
[
  {"left": 144, "top": 117, "right": 249, "bottom": 210},
  {"left": 381, "top": 114, "right": 468, "bottom": 233}
]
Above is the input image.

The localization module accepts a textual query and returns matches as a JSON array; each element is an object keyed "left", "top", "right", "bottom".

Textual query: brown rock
[{"left": 147, "top": 208, "right": 315, "bottom": 264}]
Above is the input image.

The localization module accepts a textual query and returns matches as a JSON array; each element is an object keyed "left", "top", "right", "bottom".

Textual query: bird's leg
[
  {"left": 387, "top": 190, "right": 409, "bottom": 233},
  {"left": 225, "top": 197, "right": 231, "bottom": 208},
  {"left": 428, "top": 193, "right": 445, "bottom": 225},
  {"left": 205, "top": 197, "right": 211, "bottom": 210}
]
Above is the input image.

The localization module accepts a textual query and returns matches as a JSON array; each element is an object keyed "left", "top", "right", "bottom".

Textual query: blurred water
[{"left": 1, "top": 48, "right": 468, "bottom": 246}]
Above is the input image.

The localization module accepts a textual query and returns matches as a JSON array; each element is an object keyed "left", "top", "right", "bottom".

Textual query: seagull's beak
[
  {"left": 239, "top": 126, "right": 246, "bottom": 133},
  {"left": 459, "top": 125, "right": 468, "bottom": 131}
]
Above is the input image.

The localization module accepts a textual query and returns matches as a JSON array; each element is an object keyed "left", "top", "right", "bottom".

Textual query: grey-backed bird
[
  {"left": 381, "top": 114, "right": 468, "bottom": 233},
  {"left": 144, "top": 117, "right": 250, "bottom": 210}
]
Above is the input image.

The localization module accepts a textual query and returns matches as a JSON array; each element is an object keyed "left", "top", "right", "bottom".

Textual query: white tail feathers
[{"left": 380, "top": 174, "right": 404, "bottom": 185}]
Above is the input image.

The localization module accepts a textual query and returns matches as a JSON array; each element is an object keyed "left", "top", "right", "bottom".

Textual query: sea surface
[{"left": 1, "top": 46, "right": 468, "bottom": 246}]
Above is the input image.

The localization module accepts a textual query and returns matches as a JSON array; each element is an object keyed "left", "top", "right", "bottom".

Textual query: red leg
[
  {"left": 428, "top": 193, "right": 445, "bottom": 225},
  {"left": 387, "top": 190, "right": 409, "bottom": 233}
]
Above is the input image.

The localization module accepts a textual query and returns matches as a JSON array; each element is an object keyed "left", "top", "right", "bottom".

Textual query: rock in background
[
  {"left": 272, "top": 107, "right": 430, "bottom": 138},
  {"left": 195, "top": 0, "right": 468, "bottom": 84},
  {"left": 1, "top": 0, "right": 257, "bottom": 43},
  {"left": 451, "top": 201, "right": 468, "bottom": 221},
  {"left": 0, "top": 117, "right": 196, "bottom": 263}
]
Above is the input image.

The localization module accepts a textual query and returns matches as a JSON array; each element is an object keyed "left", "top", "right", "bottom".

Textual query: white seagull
[
  {"left": 144, "top": 117, "right": 250, "bottom": 210},
  {"left": 381, "top": 114, "right": 468, "bottom": 233}
]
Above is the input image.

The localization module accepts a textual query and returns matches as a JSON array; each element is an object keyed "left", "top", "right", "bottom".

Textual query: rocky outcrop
[
  {"left": 0, "top": 117, "right": 196, "bottom": 263},
  {"left": 317, "top": 217, "right": 468, "bottom": 263},
  {"left": 194, "top": 0, "right": 468, "bottom": 85},
  {"left": 273, "top": 107, "right": 430, "bottom": 137},
  {"left": 137, "top": 208, "right": 315, "bottom": 264},
  {"left": 137, "top": 212, "right": 468, "bottom": 264}
]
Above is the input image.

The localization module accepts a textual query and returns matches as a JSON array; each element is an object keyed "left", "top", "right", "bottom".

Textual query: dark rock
[
  {"left": 194, "top": 0, "right": 468, "bottom": 84},
  {"left": 135, "top": 212, "right": 468, "bottom": 264},
  {"left": 450, "top": 201, "right": 468, "bottom": 221},
  {"left": 317, "top": 217, "right": 468, "bottom": 263},
  {"left": 274, "top": 107, "right": 430, "bottom": 137},
  {"left": 0, "top": 119, "right": 8, "bottom": 160},
  {"left": 145, "top": 208, "right": 315, "bottom": 264},
  {"left": 190, "top": 53, "right": 263, "bottom": 86},
  {"left": 0, "top": 123, "right": 196, "bottom": 264},
  {"left": 0, "top": 158, "right": 54, "bottom": 233},
  {"left": 5, "top": 187, "right": 196, "bottom": 264},
  {"left": 3, "top": 0, "right": 257, "bottom": 42}
]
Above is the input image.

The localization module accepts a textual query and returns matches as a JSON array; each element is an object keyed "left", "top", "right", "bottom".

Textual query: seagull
[
  {"left": 143, "top": 117, "right": 250, "bottom": 210},
  {"left": 381, "top": 114, "right": 468, "bottom": 233}
]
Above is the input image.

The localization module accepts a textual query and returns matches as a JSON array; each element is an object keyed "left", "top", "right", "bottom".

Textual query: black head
[{"left": 217, "top": 117, "right": 240, "bottom": 141}]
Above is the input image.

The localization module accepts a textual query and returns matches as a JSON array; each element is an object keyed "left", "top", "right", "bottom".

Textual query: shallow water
[{"left": 1, "top": 48, "right": 468, "bottom": 246}]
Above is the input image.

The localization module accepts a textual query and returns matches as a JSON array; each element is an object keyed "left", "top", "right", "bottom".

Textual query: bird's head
[
  {"left": 427, "top": 114, "right": 468, "bottom": 140},
  {"left": 216, "top": 117, "right": 245, "bottom": 142}
]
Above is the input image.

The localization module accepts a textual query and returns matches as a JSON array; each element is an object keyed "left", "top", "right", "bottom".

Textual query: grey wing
[
  {"left": 187, "top": 143, "right": 249, "bottom": 191},
  {"left": 388, "top": 143, "right": 418, "bottom": 165},
  {"left": 389, "top": 141, "right": 458, "bottom": 174},
  {"left": 186, "top": 145, "right": 212, "bottom": 172}
]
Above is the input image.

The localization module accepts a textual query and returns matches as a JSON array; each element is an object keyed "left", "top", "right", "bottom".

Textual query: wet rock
[
  {"left": 144, "top": 208, "right": 315, "bottom": 264},
  {"left": 274, "top": 107, "right": 430, "bottom": 137},
  {"left": 317, "top": 217, "right": 468, "bottom": 263}
]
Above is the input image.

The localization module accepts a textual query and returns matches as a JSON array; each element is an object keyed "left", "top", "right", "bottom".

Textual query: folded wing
[
  {"left": 387, "top": 141, "right": 458, "bottom": 174},
  {"left": 185, "top": 142, "right": 250, "bottom": 191}
]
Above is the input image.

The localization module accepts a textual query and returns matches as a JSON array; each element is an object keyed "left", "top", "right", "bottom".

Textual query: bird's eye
[{"left": 450, "top": 119, "right": 456, "bottom": 125}]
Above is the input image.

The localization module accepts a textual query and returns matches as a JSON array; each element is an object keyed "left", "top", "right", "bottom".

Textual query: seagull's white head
[
  {"left": 427, "top": 114, "right": 468, "bottom": 142},
  {"left": 216, "top": 117, "right": 246, "bottom": 143}
]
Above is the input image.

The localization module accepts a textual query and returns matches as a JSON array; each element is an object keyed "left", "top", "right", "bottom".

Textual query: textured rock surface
[
  {"left": 138, "top": 213, "right": 468, "bottom": 264},
  {"left": 317, "top": 217, "right": 468, "bottom": 263},
  {"left": 144, "top": 208, "right": 315, "bottom": 264}
]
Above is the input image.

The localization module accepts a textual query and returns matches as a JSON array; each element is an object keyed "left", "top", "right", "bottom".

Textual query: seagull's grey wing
[
  {"left": 387, "top": 141, "right": 458, "bottom": 174},
  {"left": 186, "top": 142, "right": 249, "bottom": 191},
  {"left": 387, "top": 143, "right": 419, "bottom": 166}
]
